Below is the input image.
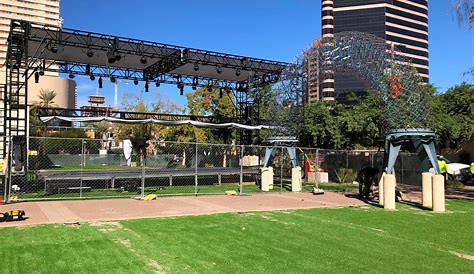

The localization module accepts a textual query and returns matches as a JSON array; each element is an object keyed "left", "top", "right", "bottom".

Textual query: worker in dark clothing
[{"left": 356, "top": 167, "right": 380, "bottom": 199}]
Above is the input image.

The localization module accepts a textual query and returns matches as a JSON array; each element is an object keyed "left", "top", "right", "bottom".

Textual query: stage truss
[{"left": 2, "top": 20, "right": 297, "bottom": 152}]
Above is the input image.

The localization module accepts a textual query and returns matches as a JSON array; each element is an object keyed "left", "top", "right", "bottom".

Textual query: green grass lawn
[{"left": 1, "top": 200, "right": 473, "bottom": 273}]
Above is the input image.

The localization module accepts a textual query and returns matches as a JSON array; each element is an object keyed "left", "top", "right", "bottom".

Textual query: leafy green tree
[{"left": 427, "top": 83, "right": 473, "bottom": 149}]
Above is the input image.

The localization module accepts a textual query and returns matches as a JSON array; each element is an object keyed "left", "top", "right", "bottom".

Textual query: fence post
[
  {"left": 3, "top": 136, "right": 10, "bottom": 203},
  {"left": 239, "top": 145, "right": 243, "bottom": 195},
  {"left": 141, "top": 150, "right": 145, "bottom": 199},
  {"left": 80, "top": 139, "right": 84, "bottom": 199},
  {"left": 6, "top": 136, "right": 13, "bottom": 203},
  {"left": 316, "top": 149, "right": 319, "bottom": 171},
  {"left": 194, "top": 143, "right": 198, "bottom": 196},
  {"left": 280, "top": 146, "right": 284, "bottom": 192},
  {"left": 346, "top": 150, "right": 349, "bottom": 170}
]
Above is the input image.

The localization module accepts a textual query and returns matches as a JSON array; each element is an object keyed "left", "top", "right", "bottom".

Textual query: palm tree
[{"left": 37, "top": 89, "right": 57, "bottom": 108}]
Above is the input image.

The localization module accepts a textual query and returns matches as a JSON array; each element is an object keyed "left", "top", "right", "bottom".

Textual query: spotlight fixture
[
  {"left": 207, "top": 84, "right": 213, "bottom": 92},
  {"left": 50, "top": 44, "right": 58, "bottom": 53},
  {"left": 178, "top": 82, "right": 184, "bottom": 95},
  {"left": 192, "top": 77, "right": 198, "bottom": 90},
  {"left": 145, "top": 81, "right": 149, "bottom": 92},
  {"left": 34, "top": 71, "right": 39, "bottom": 83},
  {"left": 39, "top": 70, "right": 45, "bottom": 76},
  {"left": 235, "top": 68, "right": 241, "bottom": 77},
  {"left": 181, "top": 48, "right": 189, "bottom": 61},
  {"left": 115, "top": 54, "right": 122, "bottom": 62},
  {"left": 68, "top": 73, "right": 75, "bottom": 79},
  {"left": 155, "top": 80, "right": 160, "bottom": 87},
  {"left": 90, "top": 74, "right": 95, "bottom": 81},
  {"left": 193, "top": 63, "right": 199, "bottom": 72},
  {"left": 133, "top": 79, "right": 139, "bottom": 85},
  {"left": 86, "top": 49, "right": 94, "bottom": 58},
  {"left": 216, "top": 66, "right": 223, "bottom": 74},
  {"left": 140, "top": 56, "right": 147, "bottom": 65},
  {"left": 98, "top": 76, "right": 103, "bottom": 88},
  {"left": 110, "top": 76, "right": 116, "bottom": 83},
  {"left": 85, "top": 64, "right": 91, "bottom": 75},
  {"left": 219, "top": 87, "right": 223, "bottom": 98},
  {"left": 107, "top": 51, "right": 116, "bottom": 64}
]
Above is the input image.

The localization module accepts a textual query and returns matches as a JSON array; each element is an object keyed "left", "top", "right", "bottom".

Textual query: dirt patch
[
  {"left": 90, "top": 221, "right": 123, "bottom": 233},
  {"left": 148, "top": 259, "right": 165, "bottom": 274},
  {"left": 450, "top": 251, "right": 474, "bottom": 261},
  {"left": 113, "top": 238, "right": 132, "bottom": 248}
]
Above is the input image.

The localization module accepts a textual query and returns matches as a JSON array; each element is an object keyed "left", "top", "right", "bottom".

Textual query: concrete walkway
[{"left": 0, "top": 192, "right": 364, "bottom": 227}]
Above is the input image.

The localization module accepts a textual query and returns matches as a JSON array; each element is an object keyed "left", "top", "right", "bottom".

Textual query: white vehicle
[{"left": 430, "top": 156, "right": 471, "bottom": 184}]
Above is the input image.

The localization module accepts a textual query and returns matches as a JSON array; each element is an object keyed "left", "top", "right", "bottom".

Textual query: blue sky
[{"left": 61, "top": 0, "right": 473, "bottom": 110}]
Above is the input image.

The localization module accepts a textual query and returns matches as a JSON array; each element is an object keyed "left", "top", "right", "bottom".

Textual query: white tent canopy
[{"left": 40, "top": 116, "right": 274, "bottom": 130}]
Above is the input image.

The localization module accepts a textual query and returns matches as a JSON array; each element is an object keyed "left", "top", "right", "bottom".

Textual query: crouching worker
[{"left": 356, "top": 166, "right": 380, "bottom": 199}]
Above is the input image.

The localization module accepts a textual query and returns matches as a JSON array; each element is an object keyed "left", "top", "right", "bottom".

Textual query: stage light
[
  {"left": 219, "top": 87, "right": 223, "bottom": 98},
  {"left": 192, "top": 77, "right": 198, "bottom": 90},
  {"left": 216, "top": 66, "right": 223, "bottom": 74},
  {"left": 207, "top": 84, "right": 213, "bottom": 92},
  {"left": 182, "top": 48, "right": 189, "bottom": 61},
  {"left": 50, "top": 44, "right": 58, "bottom": 53},
  {"left": 34, "top": 71, "right": 39, "bottom": 83},
  {"left": 115, "top": 54, "right": 122, "bottom": 62},
  {"left": 68, "top": 73, "right": 75, "bottom": 79},
  {"left": 235, "top": 68, "right": 241, "bottom": 77},
  {"left": 90, "top": 74, "right": 95, "bottom": 81},
  {"left": 178, "top": 82, "right": 184, "bottom": 95},
  {"left": 134, "top": 79, "right": 139, "bottom": 85},
  {"left": 110, "top": 76, "right": 116, "bottom": 83},
  {"left": 85, "top": 64, "right": 91, "bottom": 75},
  {"left": 39, "top": 70, "right": 45, "bottom": 76},
  {"left": 107, "top": 50, "right": 116, "bottom": 63},
  {"left": 98, "top": 76, "right": 103, "bottom": 88},
  {"left": 145, "top": 81, "right": 149, "bottom": 92},
  {"left": 155, "top": 80, "right": 160, "bottom": 87},
  {"left": 86, "top": 49, "right": 94, "bottom": 58},
  {"left": 193, "top": 63, "right": 199, "bottom": 71},
  {"left": 140, "top": 56, "right": 147, "bottom": 65}
]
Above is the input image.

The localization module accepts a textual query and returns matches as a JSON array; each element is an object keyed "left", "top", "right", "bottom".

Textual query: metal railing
[{"left": 0, "top": 136, "right": 425, "bottom": 202}]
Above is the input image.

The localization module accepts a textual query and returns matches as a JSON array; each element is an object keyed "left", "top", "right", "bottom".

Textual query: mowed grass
[{"left": 1, "top": 201, "right": 473, "bottom": 274}]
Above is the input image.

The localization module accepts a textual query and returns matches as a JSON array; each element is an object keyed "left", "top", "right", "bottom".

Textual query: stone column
[
  {"left": 432, "top": 174, "right": 445, "bottom": 212},
  {"left": 383, "top": 174, "right": 396, "bottom": 210},
  {"left": 422, "top": 172, "right": 433, "bottom": 208}
]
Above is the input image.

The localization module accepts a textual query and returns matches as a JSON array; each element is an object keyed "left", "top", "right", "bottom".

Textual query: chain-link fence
[{"left": 0, "top": 136, "right": 427, "bottom": 202}]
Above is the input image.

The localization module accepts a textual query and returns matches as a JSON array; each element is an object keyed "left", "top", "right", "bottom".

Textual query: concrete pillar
[
  {"left": 378, "top": 172, "right": 385, "bottom": 206},
  {"left": 421, "top": 172, "right": 433, "bottom": 208},
  {"left": 261, "top": 167, "right": 273, "bottom": 192},
  {"left": 291, "top": 167, "right": 302, "bottom": 192},
  {"left": 432, "top": 174, "right": 445, "bottom": 212},
  {"left": 383, "top": 174, "right": 396, "bottom": 210}
]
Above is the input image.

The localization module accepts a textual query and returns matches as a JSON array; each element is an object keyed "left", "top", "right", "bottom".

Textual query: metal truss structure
[
  {"left": 309, "top": 31, "right": 428, "bottom": 131},
  {"left": 309, "top": 32, "right": 436, "bottom": 174},
  {"left": 1, "top": 20, "right": 292, "bottom": 153}
]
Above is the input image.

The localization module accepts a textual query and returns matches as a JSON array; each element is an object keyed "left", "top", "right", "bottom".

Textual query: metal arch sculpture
[
  {"left": 309, "top": 32, "right": 439, "bottom": 174},
  {"left": 310, "top": 32, "right": 428, "bottom": 131}
]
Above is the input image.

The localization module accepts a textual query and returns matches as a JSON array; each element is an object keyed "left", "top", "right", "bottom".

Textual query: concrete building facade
[{"left": 317, "top": 0, "right": 429, "bottom": 102}]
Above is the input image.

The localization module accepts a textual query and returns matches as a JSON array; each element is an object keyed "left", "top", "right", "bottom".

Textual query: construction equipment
[{"left": 0, "top": 210, "right": 26, "bottom": 222}]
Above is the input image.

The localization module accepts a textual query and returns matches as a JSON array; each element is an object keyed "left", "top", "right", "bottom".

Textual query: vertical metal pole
[
  {"left": 239, "top": 145, "right": 243, "bottom": 195},
  {"left": 280, "top": 146, "right": 283, "bottom": 192},
  {"left": 401, "top": 153, "right": 404, "bottom": 185},
  {"left": 141, "top": 152, "right": 145, "bottom": 198},
  {"left": 6, "top": 136, "right": 13, "bottom": 203},
  {"left": 346, "top": 150, "right": 349, "bottom": 171},
  {"left": 80, "top": 139, "right": 84, "bottom": 198},
  {"left": 316, "top": 149, "right": 319, "bottom": 171},
  {"left": 194, "top": 143, "right": 198, "bottom": 196},
  {"left": 3, "top": 137, "right": 9, "bottom": 203}
]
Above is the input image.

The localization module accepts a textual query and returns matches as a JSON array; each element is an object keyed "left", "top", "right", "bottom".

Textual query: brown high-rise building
[{"left": 318, "top": 0, "right": 429, "bottom": 102}]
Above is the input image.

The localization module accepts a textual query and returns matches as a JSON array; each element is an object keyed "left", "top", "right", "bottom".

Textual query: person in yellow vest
[
  {"left": 438, "top": 157, "right": 448, "bottom": 182},
  {"left": 471, "top": 162, "right": 474, "bottom": 175}
]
